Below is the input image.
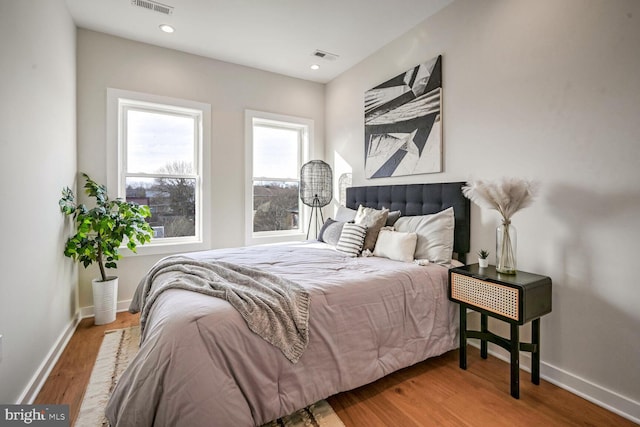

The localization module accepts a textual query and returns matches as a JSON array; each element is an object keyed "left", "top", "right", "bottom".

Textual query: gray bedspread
[
  {"left": 105, "top": 242, "right": 458, "bottom": 427},
  {"left": 130, "top": 257, "right": 310, "bottom": 363}
]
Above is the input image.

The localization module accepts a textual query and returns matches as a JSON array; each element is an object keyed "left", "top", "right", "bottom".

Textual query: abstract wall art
[{"left": 364, "top": 55, "right": 442, "bottom": 178}]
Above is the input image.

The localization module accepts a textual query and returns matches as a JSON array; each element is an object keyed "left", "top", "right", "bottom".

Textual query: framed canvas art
[{"left": 364, "top": 55, "right": 442, "bottom": 178}]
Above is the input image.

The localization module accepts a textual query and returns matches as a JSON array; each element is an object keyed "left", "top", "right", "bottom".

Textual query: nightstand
[{"left": 448, "top": 264, "right": 552, "bottom": 399}]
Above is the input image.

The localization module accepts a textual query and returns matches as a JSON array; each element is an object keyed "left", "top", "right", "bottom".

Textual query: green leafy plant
[
  {"left": 477, "top": 249, "right": 490, "bottom": 259},
  {"left": 59, "top": 173, "right": 153, "bottom": 282}
]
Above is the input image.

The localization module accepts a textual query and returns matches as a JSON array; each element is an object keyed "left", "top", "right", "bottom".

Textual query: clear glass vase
[{"left": 496, "top": 221, "right": 517, "bottom": 274}]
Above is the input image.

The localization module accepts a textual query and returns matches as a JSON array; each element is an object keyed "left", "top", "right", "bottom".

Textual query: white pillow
[
  {"left": 335, "top": 206, "right": 357, "bottom": 222},
  {"left": 336, "top": 223, "right": 367, "bottom": 257},
  {"left": 393, "top": 207, "right": 454, "bottom": 265},
  {"left": 373, "top": 229, "right": 418, "bottom": 263}
]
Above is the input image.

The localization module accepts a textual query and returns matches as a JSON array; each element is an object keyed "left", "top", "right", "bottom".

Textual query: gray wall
[
  {"left": 0, "top": 0, "right": 77, "bottom": 403},
  {"left": 326, "top": 0, "right": 640, "bottom": 420},
  {"left": 76, "top": 29, "right": 325, "bottom": 308},
  {"left": 2, "top": 0, "right": 637, "bottom": 418}
]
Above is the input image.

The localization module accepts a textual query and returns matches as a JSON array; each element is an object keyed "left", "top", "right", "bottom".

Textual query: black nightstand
[{"left": 448, "top": 264, "right": 552, "bottom": 399}]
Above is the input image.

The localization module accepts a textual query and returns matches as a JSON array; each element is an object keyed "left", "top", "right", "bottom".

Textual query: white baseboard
[
  {"left": 19, "top": 299, "right": 134, "bottom": 403},
  {"left": 79, "top": 299, "right": 133, "bottom": 319},
  {"left": 17, "top": 312, "right": 81, "bottom": 404},
  {"left": 468, "top": 341, "right": 640, "bottom": 424}
]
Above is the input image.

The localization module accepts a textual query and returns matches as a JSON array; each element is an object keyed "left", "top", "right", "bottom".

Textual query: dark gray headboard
[{"left": 345, "top": 182, "right": 471, "bottom": 263}]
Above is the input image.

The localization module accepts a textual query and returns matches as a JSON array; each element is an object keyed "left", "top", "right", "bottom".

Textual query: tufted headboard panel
[{"left": 345, "top": 182, "right": 471, "bottom": 263}]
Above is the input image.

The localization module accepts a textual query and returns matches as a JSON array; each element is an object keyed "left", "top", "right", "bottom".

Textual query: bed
[{"left": 105, "top": 182, "right": 470, "bottom": 427}]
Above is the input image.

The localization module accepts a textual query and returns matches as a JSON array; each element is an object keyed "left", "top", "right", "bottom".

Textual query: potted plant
[
  {"left": 59, "top": 173, "right": 153, "bottom": 325},
  {"left": 477, "top": 249, "right": 490, "bottom": 268}
]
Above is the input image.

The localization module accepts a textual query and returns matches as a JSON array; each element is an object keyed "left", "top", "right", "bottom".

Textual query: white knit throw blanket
[{"left": 130, "top": 256, "right": 310, "bottom": 363}]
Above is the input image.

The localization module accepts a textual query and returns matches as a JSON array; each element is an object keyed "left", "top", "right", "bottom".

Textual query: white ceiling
[{"left": 65, "top": 0, "right": 452, "bottom": 83}]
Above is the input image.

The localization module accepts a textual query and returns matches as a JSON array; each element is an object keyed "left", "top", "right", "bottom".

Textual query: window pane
[
  {"left": 253, "top": 125, "right": 299, "bottom": 179},
  {"left": 127, "top": 109, "right": 195, "bottom": 174},
  {"left": 253, "top": 180, "right": 299, "bottom": 232},
  {"left": 126, "top": 176, "right": 196, "bottom": 238}
]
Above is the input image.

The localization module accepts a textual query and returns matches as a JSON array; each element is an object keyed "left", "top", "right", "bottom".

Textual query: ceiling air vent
[
  {"left": 312, "top": 49, "right": 339, "bottom": 61},
  {"left": 131, "top": 0, "right": 174, "bottom": 15}
]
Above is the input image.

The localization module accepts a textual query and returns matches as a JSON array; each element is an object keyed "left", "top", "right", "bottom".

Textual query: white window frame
[
  {"left": 107, "top": 88, "right": 211, "bottom": 256},
  {"left": 245, "top": 110, "right": 313, "bottom": 246}
]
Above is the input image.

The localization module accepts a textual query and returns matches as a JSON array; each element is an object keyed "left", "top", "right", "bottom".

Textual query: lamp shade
[
  {"left": 300, "top": 160, "right": 332, "bottom": 207},
  {"left": 338, "top": 172, "right": 352, "bottom": 206}
]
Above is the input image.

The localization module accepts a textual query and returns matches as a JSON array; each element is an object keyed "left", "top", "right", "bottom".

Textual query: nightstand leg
[
  {"left": 532, "top": 318, "right": 540, "bottom": 385},
  {"left": 459, "top": 304, "right": 467, "bottom": 370},
  {"left": 510, "top": 322, "right": 520, "bottom": 399},
  {"left": 480, "top": 313, "right": 488, "bottom": 359}
]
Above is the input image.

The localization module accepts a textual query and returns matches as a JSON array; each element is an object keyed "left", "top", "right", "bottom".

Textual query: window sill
[{"left": 121, "top": 238, "right": 209, "bottom": 257}]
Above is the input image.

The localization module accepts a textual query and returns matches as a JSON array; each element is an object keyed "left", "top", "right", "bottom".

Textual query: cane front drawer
[{"left": 449, "top": 265, "right": 551, "bottom": 325}]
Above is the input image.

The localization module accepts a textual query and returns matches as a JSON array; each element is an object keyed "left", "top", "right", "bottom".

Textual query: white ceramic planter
[
  {"left": 92, "top": 277, "right": 118, "bottom": 325},
  {"left": 478, "top": 258, "right": 489, "bottom": 268}
]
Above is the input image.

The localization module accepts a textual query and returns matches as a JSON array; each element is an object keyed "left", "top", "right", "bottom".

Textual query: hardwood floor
[
  {"left": 328, "top": 348, "right": 635, "bottom": 427},
  {"left": 34, "top": 311, "right": 140, "bottom": 426},
  {"left": 35, "top": 312, "right": 635, "bottom": 427}
]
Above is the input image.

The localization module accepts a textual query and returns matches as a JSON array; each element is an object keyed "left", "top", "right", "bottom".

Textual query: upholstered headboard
[{"left": 345, "top": 182, "right": 471, "bottom": 263}]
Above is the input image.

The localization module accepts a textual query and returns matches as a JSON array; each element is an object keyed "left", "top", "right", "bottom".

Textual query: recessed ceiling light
[
  {"left": 159, "top": 24, "right": 175, "bottom": 33},
  {"left": 310, "top": 64, "right": 320, "bottom": 70}
]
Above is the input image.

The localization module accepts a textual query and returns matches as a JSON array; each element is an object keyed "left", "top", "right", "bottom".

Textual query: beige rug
[{"left": 76, "top": 326, "right": 344, "bottom": 427}]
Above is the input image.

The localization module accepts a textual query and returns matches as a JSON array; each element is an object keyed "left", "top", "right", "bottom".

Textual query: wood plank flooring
[
  {"left": 34, "top": 312, "right": 139, "bottom": 426},
  {"left": 35, "top": 312, "right": 635, "bottom": 426},
  {"left": 327, "top": 348, "right": 635, "bottom": 427}
]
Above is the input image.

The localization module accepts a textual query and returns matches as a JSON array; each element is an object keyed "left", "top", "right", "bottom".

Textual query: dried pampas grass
[{"left": 462, "top": 178, "right": 538, "bottom": 223}]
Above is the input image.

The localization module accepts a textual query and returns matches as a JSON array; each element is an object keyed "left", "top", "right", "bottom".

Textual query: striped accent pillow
[{"left": 336, "top": 223, "right": 367, "bottom": 257}]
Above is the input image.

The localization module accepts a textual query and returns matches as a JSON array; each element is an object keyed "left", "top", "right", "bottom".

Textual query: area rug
[{"left": 76, "top": 326, "right": 345, "bottom": 427}]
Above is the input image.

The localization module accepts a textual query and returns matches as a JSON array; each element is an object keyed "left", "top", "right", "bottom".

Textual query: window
[
  {"left": 245, "top": 110, "right": 312, "bottom": 244},
  {"left": 107, "top": 89, "right": 211, "bottom": 255}
]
